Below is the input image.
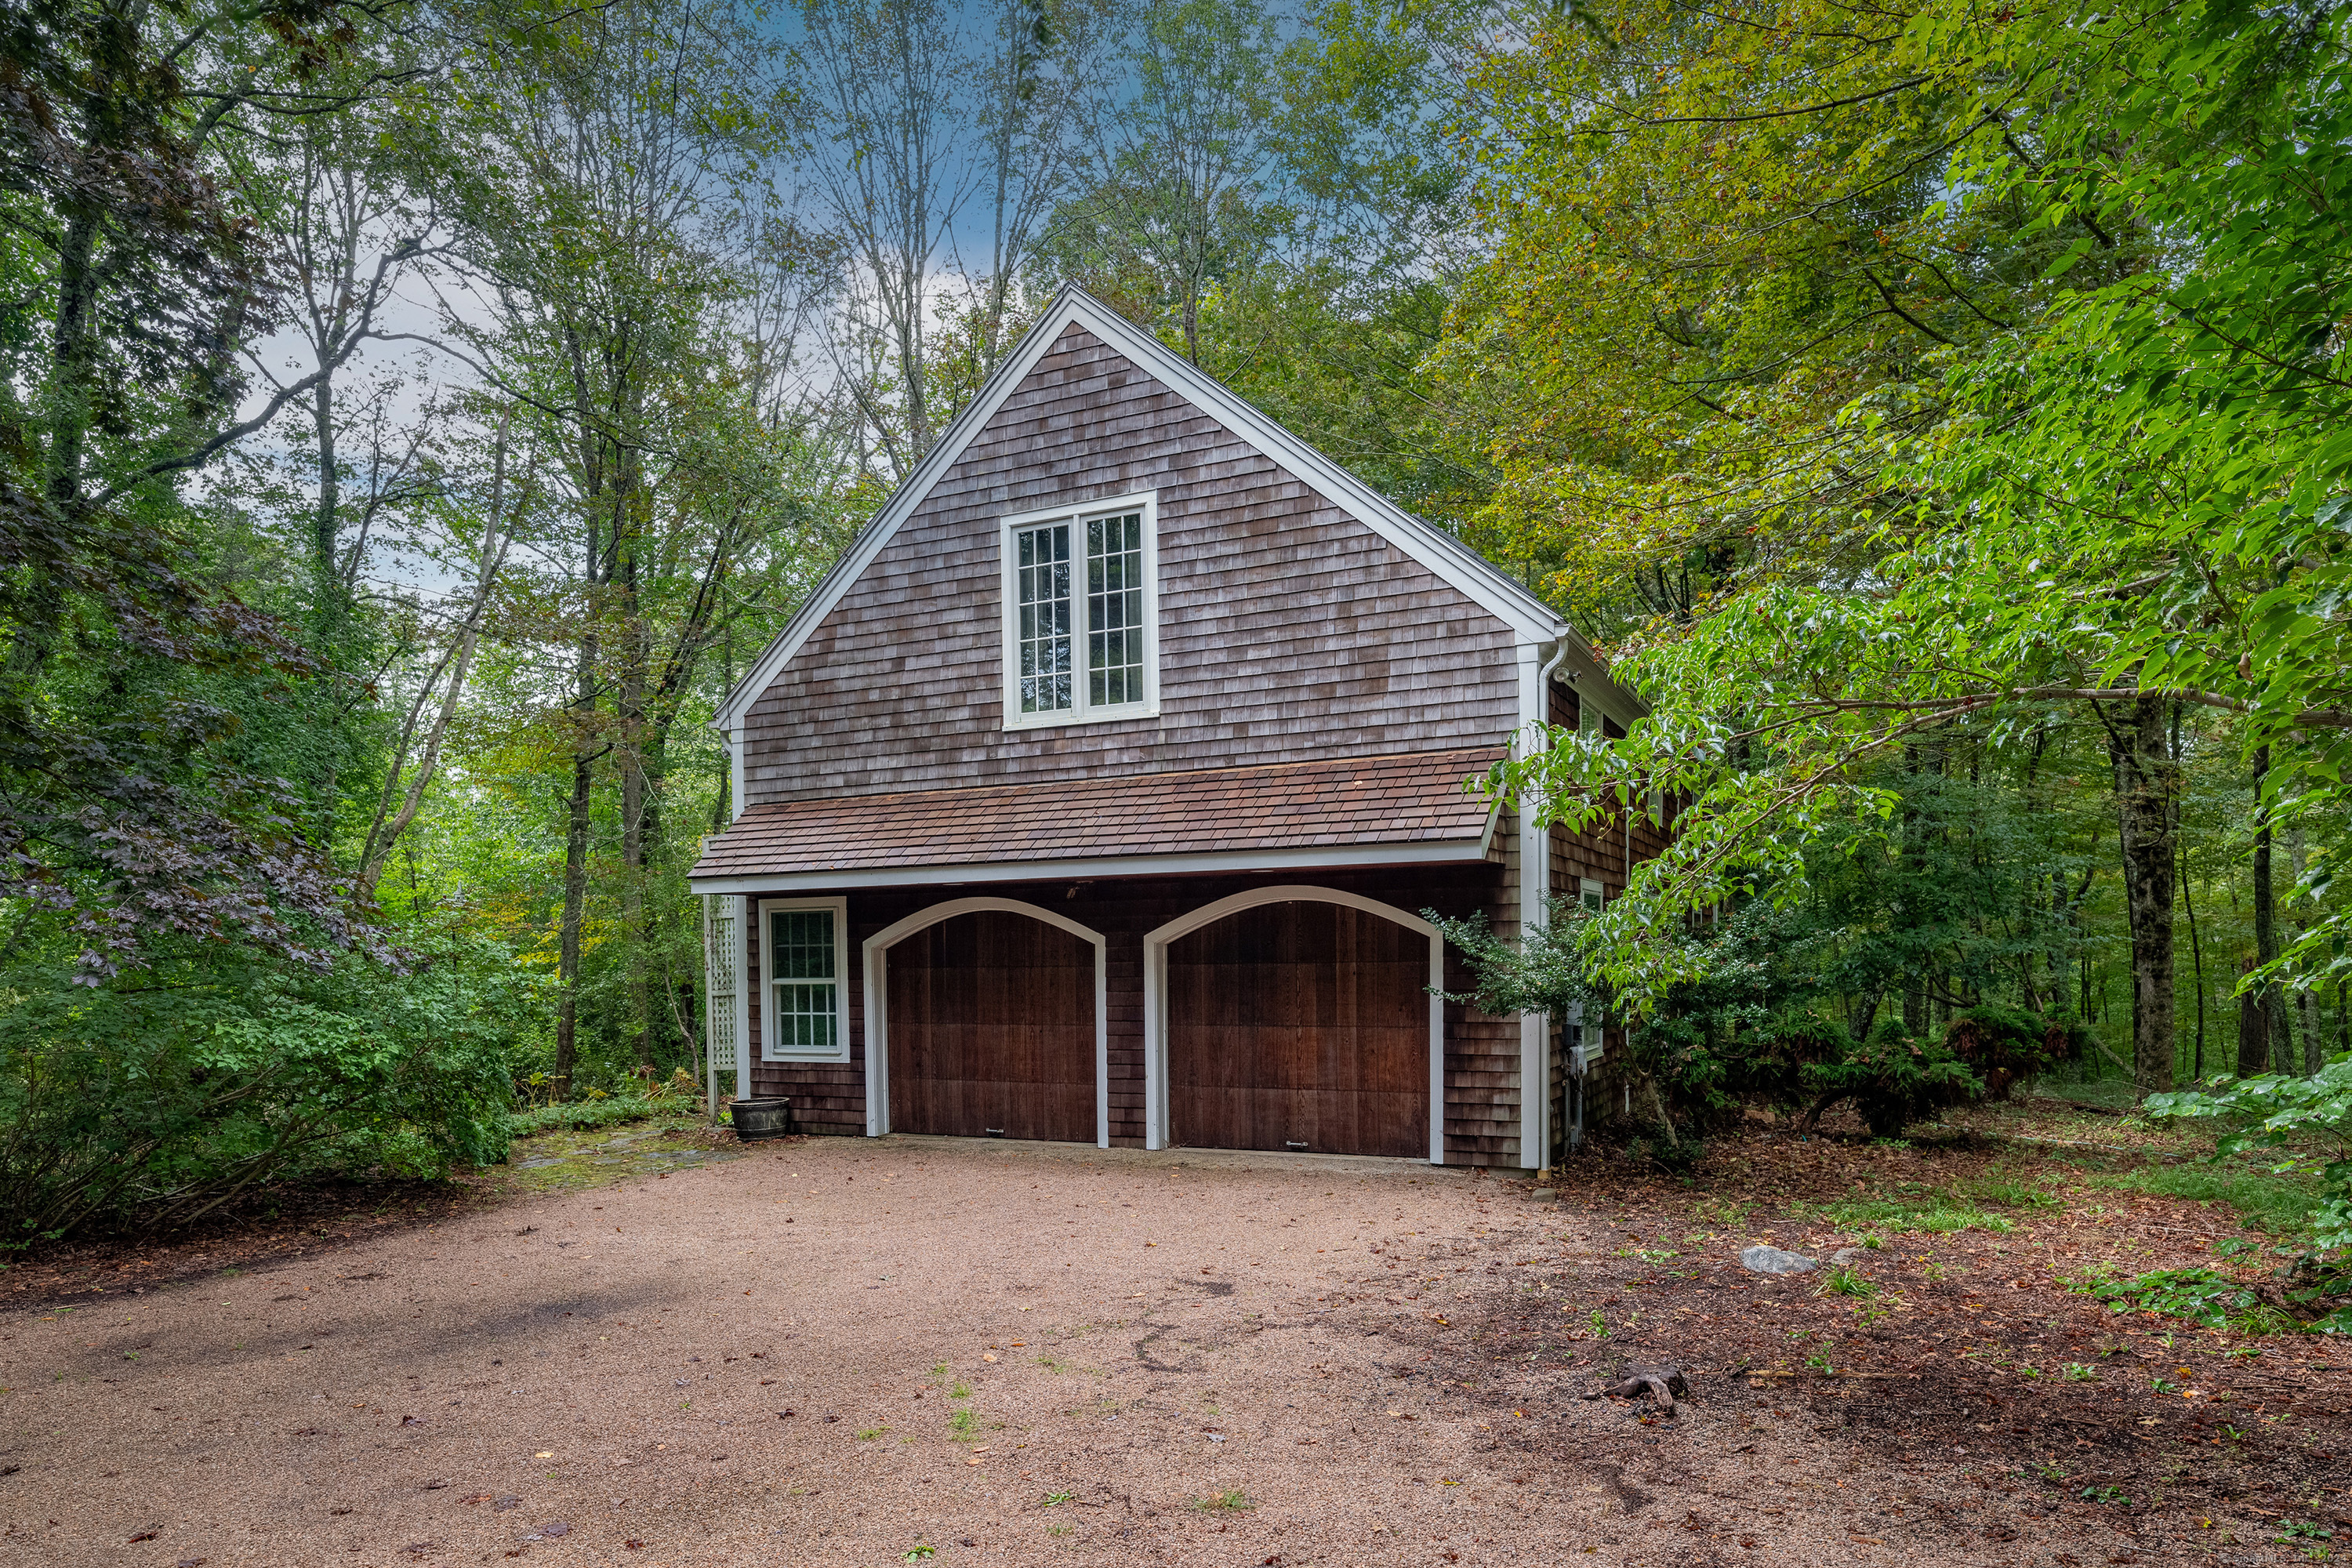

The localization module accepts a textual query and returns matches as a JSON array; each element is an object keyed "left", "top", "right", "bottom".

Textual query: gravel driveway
[{"left": 2, "top": 1133, "right": 2127, "bottom": 1566}]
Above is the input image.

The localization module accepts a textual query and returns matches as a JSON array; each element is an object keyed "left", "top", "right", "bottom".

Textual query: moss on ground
[{"left": 478, "top": 1114, "right": 745, "bottom": 1196}]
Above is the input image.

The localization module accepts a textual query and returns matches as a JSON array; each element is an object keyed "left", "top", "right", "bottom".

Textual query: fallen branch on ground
[{"left": 1582, "top": 1365, "right": 1689, "bottom": 1413}]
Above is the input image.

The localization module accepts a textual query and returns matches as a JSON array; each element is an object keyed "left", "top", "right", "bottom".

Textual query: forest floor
[{"left": 4, "top": 1094, "right": 2349, "bottom": 1566}]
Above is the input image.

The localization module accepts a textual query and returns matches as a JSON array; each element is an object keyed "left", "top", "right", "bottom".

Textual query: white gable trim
[{"left": 712, "top": 285, "right": 1635, "bottom": 739}]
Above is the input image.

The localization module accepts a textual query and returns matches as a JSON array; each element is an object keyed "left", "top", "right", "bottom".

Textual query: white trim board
[
  {"left": 709, "top": 285, "right": 1642, "bottom": 739},
  {"left": 687, "top": 837, "right": 1493, "bottom": 896},
  {"left": 1140, "top": 884, "right": 1446, "bottom": 1166},
  {"left": 859, "top": 897, "right": 1112, "bottom": 1148}
]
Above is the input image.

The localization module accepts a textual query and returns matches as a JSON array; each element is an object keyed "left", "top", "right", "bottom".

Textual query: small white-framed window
[
  {"left": 1000, "top": 490, "right": 1159, "bottom": 728},
  {"left": 1578, "top": 877, "right": 1605, "bottom": 916},
  {"left": 758, "top": 896, "right": 849, "bottom": 1062}
]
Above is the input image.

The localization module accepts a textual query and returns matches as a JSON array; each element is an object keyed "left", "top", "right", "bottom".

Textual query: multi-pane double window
[
  {"left": 764, "top": 901, "right": 846, "bottom": 1061},
  {"left": 1004, "top": 495, "right": 1156, "bottom": 725}
]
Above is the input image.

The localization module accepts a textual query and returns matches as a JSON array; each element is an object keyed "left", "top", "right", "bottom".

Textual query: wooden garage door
[
  {"left": 886, "top": 910, "right": 1095, "bottom": 1142},
  {"left": 1166, "top": 901, "right": 1428, "bottom": 1157}
]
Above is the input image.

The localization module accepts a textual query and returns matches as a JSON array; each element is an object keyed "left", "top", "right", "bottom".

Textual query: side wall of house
[
  {"left": 739, "top": 862, "right": 1530, "bottom": 1166},
  {"left": 1544, "top": 679, "right": 1671, "bottom": 1162},
  {"left": 739, "top": 324, "right": 1522, "bottom": 805}
]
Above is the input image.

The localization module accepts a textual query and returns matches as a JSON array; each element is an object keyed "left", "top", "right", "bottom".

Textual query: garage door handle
[
  {"left": 985, "top": 1127, "right": 1005, "bottom": 1138},
  {"left": 1285, "top": 1141, "right": 1309, "bottom": 1151}
]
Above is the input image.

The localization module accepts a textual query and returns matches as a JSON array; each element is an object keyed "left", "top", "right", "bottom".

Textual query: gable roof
[{"left": 713, "top": 284, "right": 1634, "bottom": 734}]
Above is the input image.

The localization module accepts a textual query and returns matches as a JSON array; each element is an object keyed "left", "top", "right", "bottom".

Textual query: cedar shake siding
[{"left": 737, "top": 323, "right": 1521, "bottom": 805}]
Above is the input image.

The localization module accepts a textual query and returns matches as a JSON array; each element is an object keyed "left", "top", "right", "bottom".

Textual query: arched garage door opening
[
  {"left": 1144, "top": 887, "right": 1443, "bottom": 1163},
  {"left": 863, "top": 898, "right": 1108, "bottom": 1145}
]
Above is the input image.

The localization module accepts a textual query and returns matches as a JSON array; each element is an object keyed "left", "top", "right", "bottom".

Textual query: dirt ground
[{"left": 5, "top": 1105, "right": 2350, "bottom": 1567}]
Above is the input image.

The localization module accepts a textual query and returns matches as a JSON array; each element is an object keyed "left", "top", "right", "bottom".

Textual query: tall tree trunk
[
  {"left": 354, "top": 419, "right": 518, "bottom": 901},
  {"left": 2182, "top": 834, "right": 2206, "bottom": 1080},
  {"left": 553, "top": 740, "right": 595, "bottom": 1104},
  {"left": 2291, "top": 825, "right": 2318, "bottom": 1074},
  {"left": 2252, "top": 745, "right": 2292, "bottom": 1075},
  {"left": 617, "top": 484, "right": 652, "bottom": 1070},
  {"left": 2104, "top": 694, "right": 2177, "bottom": 1095},
  {"left": 552, "top": 621, "right": 600, "bottom": 1103}
]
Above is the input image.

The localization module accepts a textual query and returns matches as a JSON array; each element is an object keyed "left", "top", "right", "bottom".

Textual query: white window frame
[
  {"left": 998, "top": 489, "right": 1160, "bottom": 731},
  {"left": 1570, "top": 878, "right": 1605, "bottom": 1071},
  {"left": 757, "top": 895, "right": 851, "bottom": 1063}
]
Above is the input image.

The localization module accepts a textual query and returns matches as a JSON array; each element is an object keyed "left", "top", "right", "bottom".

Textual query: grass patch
[
  {"left": 1191, "top": 1488, "right": 1254, "bottom": 1513},
  {"left": 2069, "top": 1159, "right": 2319, "bottom": 1234},
  {"left": 505, "top": 1095, "right": 673, "bottom": 1137},
  {"left": 1820, "top": 1265, "right": 1877, "bottom": 1298},
  {"left": 1956, "top": 1171, "right": 2060, "bottom": 1210},
  {"left": 1815, "top": 1197, "right": 2015, "bottom": 1235}
]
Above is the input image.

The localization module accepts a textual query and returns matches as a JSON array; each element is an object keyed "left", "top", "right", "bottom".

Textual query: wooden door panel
[
  {"left": 887, "top": 911, "right": 1094, "bottom": 1142},
  {"left": 1167, "top": 901, "right": 1427, "bottom": 1158}
]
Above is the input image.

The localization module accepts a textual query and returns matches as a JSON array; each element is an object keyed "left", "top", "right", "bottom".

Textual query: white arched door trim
[
  {"left": 1142, "top": 884, "right": 1445, "bottom": 1164},
  {"left": 862, "top": 897, "right": 1110, "bottom": 1147}
]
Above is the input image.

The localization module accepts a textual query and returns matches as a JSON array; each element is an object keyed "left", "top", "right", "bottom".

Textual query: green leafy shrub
[
  {"left": 1941, "top": 1004, "right": 2088, "bottom": 1100},
  {"left": 0, "top": 928, "right": 520, "bottom": 1242},
  {"left": 1802, "top": 1020, "right": 1980, "bottom": 1138},
  {"left": 505, "top": 1095, "right": 671, "bottom": 1137},
  {"left": 2149, "top": 1060, "right": 2352, "bottom": 1245},
  {"left": 2071, "top": 1266, "right": 2286, "bottom": 1333}
]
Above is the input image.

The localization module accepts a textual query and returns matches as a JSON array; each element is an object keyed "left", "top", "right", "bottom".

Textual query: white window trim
[
  {"left": 998, "top": 489, "right": 1160, "bottom": 731},
  {"left": 757, "top": 895, "right": 851, "bottom": 1064},
  {"left": 1570, "top": 880, "right": 1605, "bottom": 1074}
]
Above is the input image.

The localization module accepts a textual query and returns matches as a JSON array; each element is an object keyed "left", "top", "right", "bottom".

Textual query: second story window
[{"left": 1001, "top": 491, "right": 1159, "bottom": 728}]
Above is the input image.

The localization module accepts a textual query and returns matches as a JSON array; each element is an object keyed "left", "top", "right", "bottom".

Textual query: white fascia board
[
  {"left": 711, "top": 290, "right": 1098, "bottom": 734},
  {"left": 713, "top": 285, "right": 1583, "bottom": 733},
  {"left": 685, "top": 836, "right": 1490, "bottom": 895},
  {"left": 1064, "top": 296, "right": 1565, "bottom": 645}
]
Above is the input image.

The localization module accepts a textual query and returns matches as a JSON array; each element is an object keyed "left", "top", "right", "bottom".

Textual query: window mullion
[{"left": 1073, "top": 523, "right": 1094, "bottom": 717}]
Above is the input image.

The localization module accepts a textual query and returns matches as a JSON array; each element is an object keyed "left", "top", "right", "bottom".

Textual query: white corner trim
[
  {"left": 1139, "top": 884, "right": 1446, "bottom": 1165},
  {"left": 731, "top": 893, "right": 750, "bottom": 1078},
  {"left": 1517, "top": 642, "right": 1550, "bottom": 1171},
  {"left": 859, "top": 896, "right": 1111, "bottom": 1148},
  {"left": 710, "top": 284, "right": 1642, "bottom": 737},
  {"left": 727, "top": 728, "right": 746, "bottom": 825}
]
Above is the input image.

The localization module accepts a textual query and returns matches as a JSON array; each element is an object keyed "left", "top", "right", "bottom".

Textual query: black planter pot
[{"left": 728, "top": 1096, "right": 793, "bottom": 1142}]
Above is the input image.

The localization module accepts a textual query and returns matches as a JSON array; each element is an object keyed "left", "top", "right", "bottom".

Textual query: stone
[
  {"left": 1831, "top": 1247, "right": 1865, "bottom": 1266},
  {"left": 1740, "top": 1244, "right": 1819, "bottom": 1276}
]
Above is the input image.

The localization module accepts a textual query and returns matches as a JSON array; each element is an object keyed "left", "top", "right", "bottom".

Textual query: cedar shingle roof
[{"left": 688, "top": 748, "right": 1501, "bottom": 881}]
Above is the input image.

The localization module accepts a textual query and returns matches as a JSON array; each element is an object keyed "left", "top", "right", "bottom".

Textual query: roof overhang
[
  {"left": 687, "top": 747, "right": 1504, "bottom": 891},
  {"left": 688, "top": 837, "right": 1493, "bottom": 895}
]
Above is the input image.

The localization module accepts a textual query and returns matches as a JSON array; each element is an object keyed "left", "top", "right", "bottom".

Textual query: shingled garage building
[{"left": 689, "top": 286, "right": 1662, "bottom": 1170}]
